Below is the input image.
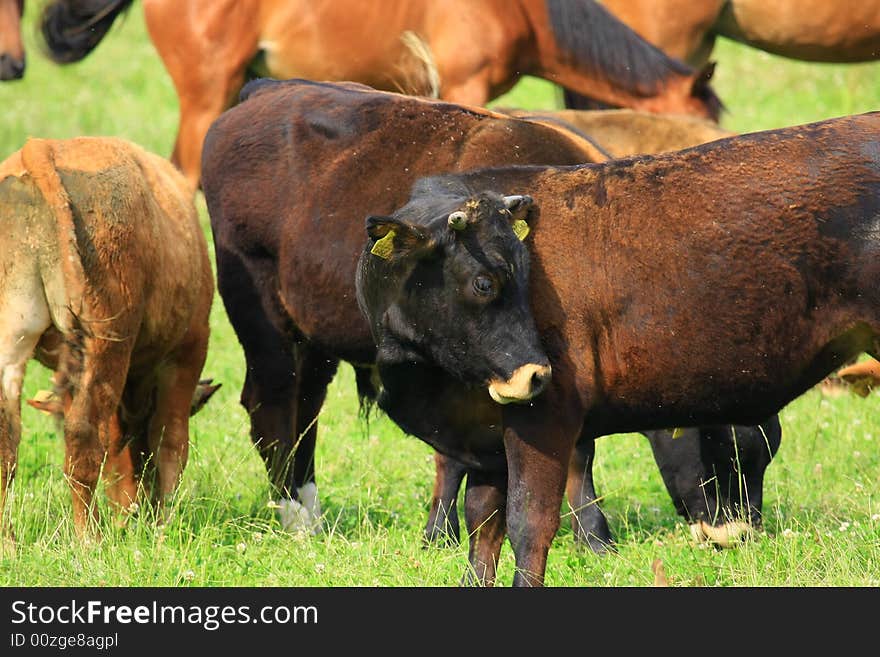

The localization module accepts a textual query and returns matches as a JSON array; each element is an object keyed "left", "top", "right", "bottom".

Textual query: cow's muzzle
[{"left": 488, "top": 363, "right": 552, "bottom": 404}]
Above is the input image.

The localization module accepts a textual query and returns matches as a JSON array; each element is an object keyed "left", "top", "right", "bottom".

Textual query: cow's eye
[{"left": 473, "top": 275, "right": 496, "bottom": 296}]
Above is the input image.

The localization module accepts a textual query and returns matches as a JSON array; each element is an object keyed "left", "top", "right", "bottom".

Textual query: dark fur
[{"left": 40, "top": 0, "right": 135, "bottom": 64}]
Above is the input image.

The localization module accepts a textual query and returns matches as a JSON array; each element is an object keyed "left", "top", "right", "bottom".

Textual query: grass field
[{"left": 2, "top": 5, "right": 880, "bottom": 587}]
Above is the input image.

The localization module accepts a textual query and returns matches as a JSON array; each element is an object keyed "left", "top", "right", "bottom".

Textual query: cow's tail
[
  {"left": 40, "top": 0, "right": 137, "bottom": 64},
  {"left": 20, "top": 138, "right": 88, "bottom": 417}
]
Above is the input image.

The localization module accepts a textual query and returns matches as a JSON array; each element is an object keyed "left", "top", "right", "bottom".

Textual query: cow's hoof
[
  {"left": 689, "top": 520, "right": 753, "bottom": 548},
  {"left": 278, "top": 484, "right": 322, "bottom": 535}
]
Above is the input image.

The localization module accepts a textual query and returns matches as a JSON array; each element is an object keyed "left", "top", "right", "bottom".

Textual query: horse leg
[
  {"left": 0, "top": 0, "right": 25, "bottom": 80},
  {"left": 566, "top": 434, "right": 614, "bottom": 553},
  {"left": 439, "top": 74, "right": 492, "bottom": 107},
  {"left": 424, "top": 452, "right": 467, "bottom": 545},
  {"left": 502, "top": 397, "right": 579, "bottom": 587},
  {"left": 462, "top": 468, "right": 507, "bottom": 586},
  {"left": 144, "top": 0, "right": 257, "bottom": 189}
]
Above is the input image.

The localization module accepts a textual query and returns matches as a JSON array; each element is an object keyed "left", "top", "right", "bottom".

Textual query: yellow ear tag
[
  {"left": 370, "top": 229, "right": 396, "bottom": 260},
  {"left": 512, "top": 219, "right": 530, "bottom": 241},
  {"left": 671, "top": 427, "right": 684, "bottom": 439}
]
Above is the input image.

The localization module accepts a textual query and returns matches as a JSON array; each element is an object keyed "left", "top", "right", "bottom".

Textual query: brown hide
[
  {"left": 0, "top": 137, "right": 214, "bottom": 538},
  {"left": 365, "top": 112, "right": 880, "bottom": 584},
  {"left": 203, "top": 79, "right": 768, "bottom": 568}
]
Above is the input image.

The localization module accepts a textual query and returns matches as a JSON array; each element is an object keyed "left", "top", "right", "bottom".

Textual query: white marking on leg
[{"left": 277, "top": 483, "right": 322, "bottom": 534}]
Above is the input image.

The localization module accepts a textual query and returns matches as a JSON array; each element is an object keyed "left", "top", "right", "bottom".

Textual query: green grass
[{"left": 2, "top": 5, "right": 879, "bottom": 587}]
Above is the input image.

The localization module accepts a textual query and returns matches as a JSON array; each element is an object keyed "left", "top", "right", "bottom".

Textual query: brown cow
[
  {"left": 202, "top": 78, "right": 777, "bottom": 555},
  {"left": 356, "top": 111, "right": 880, "bottom": 585},
  {"left": 0, "top": 136, "right": 214, "bottom": 541}
]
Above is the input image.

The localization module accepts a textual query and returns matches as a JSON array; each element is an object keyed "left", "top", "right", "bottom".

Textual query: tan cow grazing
[
  {"left": 821, "top": 359, "right": 880, "bottom": 398},
  {"left": 499, "top": 107, "right": 735, "bottom": 158},
  {"left": 0, "top": 136, "right": 214, "bottom": 541}
]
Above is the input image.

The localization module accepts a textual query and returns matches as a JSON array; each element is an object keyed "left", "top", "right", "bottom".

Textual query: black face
[{"left": 356, "top": 183, "right": 551, "bottom": 403}]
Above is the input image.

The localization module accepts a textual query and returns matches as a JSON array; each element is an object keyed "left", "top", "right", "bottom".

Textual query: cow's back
[
  {"left": 4, "top": 137, "right": 212, "bottom": 368},
  {"left": 524, "top": 112, "right": 880, "bottom": 429},
  {"left": 202, "top": 78, "right": 598, "bottom": 360}
]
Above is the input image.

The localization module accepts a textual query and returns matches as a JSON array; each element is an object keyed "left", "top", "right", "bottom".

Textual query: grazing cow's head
[{"left": 356, "top": 181, "right": 551, "bottom": 404}]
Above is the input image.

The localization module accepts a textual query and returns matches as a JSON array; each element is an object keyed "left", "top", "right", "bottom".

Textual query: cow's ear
[
  {"left": 366, "top": 215, "right": 430, "bottom": 260},
  {"left": 502, "top": 195, "right": 535, "bottom": 241}
]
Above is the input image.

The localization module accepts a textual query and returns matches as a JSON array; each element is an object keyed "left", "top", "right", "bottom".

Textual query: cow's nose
[
  {"left": 488, "top": 363, "right": 552, "bottom": 404},
  {"left": 0, "top": 54, "right": 25, "bottom": 80},
  {"left": 529, "top": 366, "right": 552, "bottom": 397}
]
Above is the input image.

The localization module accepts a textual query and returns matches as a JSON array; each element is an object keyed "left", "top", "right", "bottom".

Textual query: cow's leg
[
  {"left": 462, "top": 468, "right": 507, "bottom": 586},
  {"left": 502, "top": 398, "right": 578, "bottom": 587},
  {"left": 147, "top": 335, "right": 210, "bottom": 522},
  {"left": 1, "top": 297, "right": 52, "bottom": 543},
  {"left": 0, "top": 370, "right": 23, "bottom": 544},
  {"left": 566, "top": 435, "right": 614, "bottom": 554},
  {"left": 644, "top": 427, "right": 720, "bottom": 524},
  {"left": 424, "top": 452, "right": 467, "bottom": 544},
  {"left": 63, "top": 337, "right": 133, "bottom": 538},
  {"left": 278, "top": 345, "right": 338, "bottom": 534},
  {"left": 215, "top": 248, "right": 303, "bottom": 527},
  {"left": 102, "top": 412, "right": 139, "bottom": 517},
  {"left": 700, "top": 417, "right": 782, "bottom": 542},
  {"left": 731, "top": 416, "right": 782, "bottom": 527}
]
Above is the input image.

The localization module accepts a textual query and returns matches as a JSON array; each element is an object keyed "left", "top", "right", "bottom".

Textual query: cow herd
[{"left": 2, "top": 2, "right": 880, "bottom": 587}]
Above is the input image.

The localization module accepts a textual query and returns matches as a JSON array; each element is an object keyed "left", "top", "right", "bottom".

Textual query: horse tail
[
  {"left": 397, "top": 31, "right": 440, "bottom": 98},
  {"left": 20, "top": 138, "right": 88, "bottom": 419},
  {"left": 40, "top": 0, "right": 137, "bottom": 64},
  {"left": 544, "top": 0, "right": 722, "bottom": 116}
]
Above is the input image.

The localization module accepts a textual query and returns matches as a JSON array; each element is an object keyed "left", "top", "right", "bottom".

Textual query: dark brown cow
[
  {"left": 0, "top": 136, "right": 214, "bottom": 541},
  {"left": 202, "top": 78, "right": 776, "bottom": 553},
  {"left": 356, "top": 112, "right": 880, "bottom": 585}
]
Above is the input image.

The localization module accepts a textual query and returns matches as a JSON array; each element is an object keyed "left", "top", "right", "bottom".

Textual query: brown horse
[
  {"left": 39, "top": 0, "right": 720, "bottom": 189},
  {"left": 0, "top": 0, "right": 24, "bottom": 80},
  {"left": 601, "top": 0, "right": 880, "bottom": 67}
]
